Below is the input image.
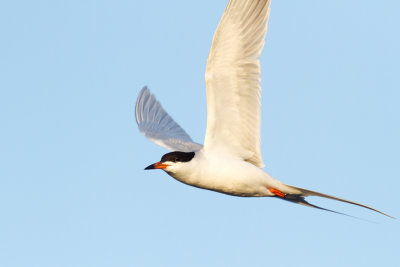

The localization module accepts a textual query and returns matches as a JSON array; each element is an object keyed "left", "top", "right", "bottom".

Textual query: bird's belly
[{"left": 166, "top": 165, "right": 272, "bottom": 197}]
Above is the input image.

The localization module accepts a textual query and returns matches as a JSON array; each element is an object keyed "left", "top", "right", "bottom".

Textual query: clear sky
[{"left": 1, "top": 0, "right": 399, "bottom": 266}]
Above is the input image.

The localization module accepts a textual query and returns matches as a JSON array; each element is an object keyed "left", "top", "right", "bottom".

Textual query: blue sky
[{"left": 0, "top": 0, "right": 399, "bottom": 266}]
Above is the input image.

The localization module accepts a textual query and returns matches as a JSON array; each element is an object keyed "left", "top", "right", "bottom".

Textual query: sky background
[{"left": 1, "top": 0, "right": 399, "bottom": 266}]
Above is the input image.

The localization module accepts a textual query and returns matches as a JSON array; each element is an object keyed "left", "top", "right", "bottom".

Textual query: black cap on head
[{"left": 161, "top": 151, "right": 195, "bottom": 163}]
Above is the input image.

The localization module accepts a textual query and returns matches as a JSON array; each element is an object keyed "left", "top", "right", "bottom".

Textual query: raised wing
[
  {"left": 203, "top": 0, "right": 271, "bottom": 168},
  {"left": 135, "top": 87, "right": 202, "bottom": 152}
]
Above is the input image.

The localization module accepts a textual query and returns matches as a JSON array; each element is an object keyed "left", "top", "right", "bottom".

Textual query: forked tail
[{"left": 274, "top": 185, "right": 395, "bottom": 219}]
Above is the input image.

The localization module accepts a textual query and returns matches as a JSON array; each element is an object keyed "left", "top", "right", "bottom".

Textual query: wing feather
[
  {"left": 204, "top": 0, "right": 271, "bottom": 167},
  {"left": 135, "top": 87, "right": 202, "bottom": 152}
]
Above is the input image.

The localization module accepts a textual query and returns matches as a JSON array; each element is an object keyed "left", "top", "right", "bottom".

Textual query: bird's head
[{"left": 144, "top": 151, "right": 195, "bottom": 173}]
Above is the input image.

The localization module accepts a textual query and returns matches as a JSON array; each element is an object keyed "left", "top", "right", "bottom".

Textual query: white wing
[
  {"left": 204, "top": 0, "right": 271, "bottom": 168},
  {"left": 135, "top": 87, "right": 202, "bottom": 152}
]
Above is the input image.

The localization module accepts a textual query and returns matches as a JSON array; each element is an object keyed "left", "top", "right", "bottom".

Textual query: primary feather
[{"left": 135, "top": 87, "right": 202, "bottom": 152}]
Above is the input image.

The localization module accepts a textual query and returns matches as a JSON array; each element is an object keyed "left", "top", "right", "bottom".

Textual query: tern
[{"left": 136, "top": 0, "right": 392, "bottom": 218}]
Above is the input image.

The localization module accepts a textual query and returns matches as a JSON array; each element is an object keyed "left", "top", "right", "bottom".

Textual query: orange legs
[{"left": 268, "top": 188, "right": 286, "bottom": 198}]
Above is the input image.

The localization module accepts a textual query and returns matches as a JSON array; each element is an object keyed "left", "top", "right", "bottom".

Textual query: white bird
[{"left": 136, "top": 0, "right": 392, "bottom": 218}]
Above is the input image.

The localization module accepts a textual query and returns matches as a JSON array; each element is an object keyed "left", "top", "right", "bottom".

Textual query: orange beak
[{"left": 144, "top": 162, "right": 169, "bottom": 170}]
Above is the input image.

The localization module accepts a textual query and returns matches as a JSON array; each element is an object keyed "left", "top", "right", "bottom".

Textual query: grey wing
[{"left": 135, "top": 87, "right": 202, "bottom": 152}]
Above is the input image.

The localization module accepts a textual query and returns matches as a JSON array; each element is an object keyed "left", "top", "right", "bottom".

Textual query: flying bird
[{"left": 135, "top": 0, "right": 393, "bottom": 218}]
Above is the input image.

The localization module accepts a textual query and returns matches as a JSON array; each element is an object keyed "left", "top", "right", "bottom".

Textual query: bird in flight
[{"left": 135, "top": 0, "right": 393, "bottom": 218}]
